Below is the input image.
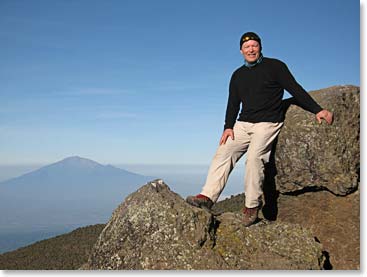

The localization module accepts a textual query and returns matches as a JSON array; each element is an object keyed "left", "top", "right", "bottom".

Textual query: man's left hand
[{"left": 316, "top": 109, "right": 333, "bottom": 125}]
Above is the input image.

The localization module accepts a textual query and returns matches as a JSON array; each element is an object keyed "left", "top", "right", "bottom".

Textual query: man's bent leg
[
  {"left": 244, "top": 122, "right": 283, "bottom": 208},
  {"left": 201, "top": 122, "right": 251, "bottom": 203}
]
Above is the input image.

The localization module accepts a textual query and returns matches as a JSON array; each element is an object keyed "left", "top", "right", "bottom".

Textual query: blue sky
[{"left": 0, "top": 0, "right": 360, "bottom": 166}]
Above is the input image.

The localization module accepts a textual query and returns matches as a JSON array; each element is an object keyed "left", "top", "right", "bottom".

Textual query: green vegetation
[
  {"left": 0, "top": 224, "right": 105, "bottom": 270},
  {"left": 212, "top": 193, "right": 244, "bottom": 214}
]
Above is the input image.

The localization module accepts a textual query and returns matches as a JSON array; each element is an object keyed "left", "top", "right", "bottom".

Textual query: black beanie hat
[{"left": 240, "top": 32, "right": 262, "bottom": 50}]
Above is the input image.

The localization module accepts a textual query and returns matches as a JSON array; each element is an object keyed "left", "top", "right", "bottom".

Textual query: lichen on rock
[
  {"left": 83, "top": 179, "right": 325, "bottom": 270},
  {"left": 276, "top": 85, "right": 360, "bottom": 195}
]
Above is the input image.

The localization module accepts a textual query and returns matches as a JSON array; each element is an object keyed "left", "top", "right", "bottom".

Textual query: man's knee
[
  {"left": 214, "top": 144, "right": 241, "bottom": 160},
  {"left": 246, "top": 152, "right": 269, "bottom": 167}
]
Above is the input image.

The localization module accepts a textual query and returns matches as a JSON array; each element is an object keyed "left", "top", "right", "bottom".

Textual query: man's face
[{"left": 240, "top": 40, "right": 261, "bottom": 63}]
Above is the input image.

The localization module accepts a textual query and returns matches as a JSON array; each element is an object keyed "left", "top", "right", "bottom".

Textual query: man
[{"left": 186, "top": 32, "right": 333, "bottom": 227}]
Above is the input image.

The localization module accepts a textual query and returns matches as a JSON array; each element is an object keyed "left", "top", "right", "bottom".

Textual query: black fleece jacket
[{"left": 224, "top": 57, "right": 323, "bottom": 130}]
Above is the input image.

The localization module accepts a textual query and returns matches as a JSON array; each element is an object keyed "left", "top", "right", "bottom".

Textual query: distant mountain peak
[
  {"left": 60, "top": 156, "right": 97, "bottom": 162},
  {"left": 55, "top": 156, "right": 102, "bottom": 169},
  {"left": 62, "top": 156, "right": 84, "bottom": 161}
]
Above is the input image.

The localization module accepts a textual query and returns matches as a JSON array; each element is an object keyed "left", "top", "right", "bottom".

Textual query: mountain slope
[
  {"left": 0, "top": 224, "right": 105, "bottom": 270},
  {"left": 0, "top": 156, "right": 154, "bottom": 253},
  {"left": 0, "top": 156, "right": 151, "bottom": 190}
]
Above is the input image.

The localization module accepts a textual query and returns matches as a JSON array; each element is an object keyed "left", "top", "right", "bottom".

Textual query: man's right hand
[
  {"left": 220, "top": 129, "right": 234, "bottom": 145},
  {"left": 316, "top": 109, "right": 334, "bottom": 125}
]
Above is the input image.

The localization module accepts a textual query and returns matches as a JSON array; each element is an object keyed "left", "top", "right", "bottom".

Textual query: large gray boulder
[
  {"left": 275, "top": 85, "right": 360, "bottom": 195},
  {"left": 83, "top": 180, "right": 325, "bottom": 270}
]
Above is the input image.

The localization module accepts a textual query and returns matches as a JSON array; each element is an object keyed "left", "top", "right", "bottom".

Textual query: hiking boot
[
  {"left": 186, "top": 194, "right": 214, "bottom": 210},
  {"left": 242, "top": 203, "right": 262, "bottom": 227}
]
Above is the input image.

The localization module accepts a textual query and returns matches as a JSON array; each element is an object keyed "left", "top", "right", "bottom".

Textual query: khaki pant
[{"left": 201, "top": 121, "right": 283, "bottom": 208}]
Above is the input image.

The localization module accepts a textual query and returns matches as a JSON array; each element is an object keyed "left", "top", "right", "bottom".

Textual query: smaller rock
[{"left": 214, "top": 213, "right": 324, "bottom": 269}]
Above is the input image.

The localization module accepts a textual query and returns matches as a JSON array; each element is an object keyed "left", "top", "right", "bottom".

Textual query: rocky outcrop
[
  {"left": 212, "top": 85, "right": 360, "bottom": 269},
  {"left": 83, "top": 180, "right": 325, "bottom": 270},
  {"left": 275, "top": 85, "right": 359, "bottom": 195},
  {"left": 274, "top": 86, "right": 360, "bottom": 269}
]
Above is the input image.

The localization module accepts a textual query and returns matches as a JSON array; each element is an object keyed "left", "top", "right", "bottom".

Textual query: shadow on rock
[
  {"left": 262, "top": 140, "right": 280, "bottom": 221},
  {"left": 262, "top": 97, "right": 296, "bottom": 221}
]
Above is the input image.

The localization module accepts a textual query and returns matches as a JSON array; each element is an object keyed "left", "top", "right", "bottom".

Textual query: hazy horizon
[
  {"left": 0, "top": 161, "right": 211, "bottom": 182},
  {"left": 0, "top": 159, "right": 244, "bottom": 253},
  {"left": 0, "top": 160, "right": 246, "bottom": 199}
]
